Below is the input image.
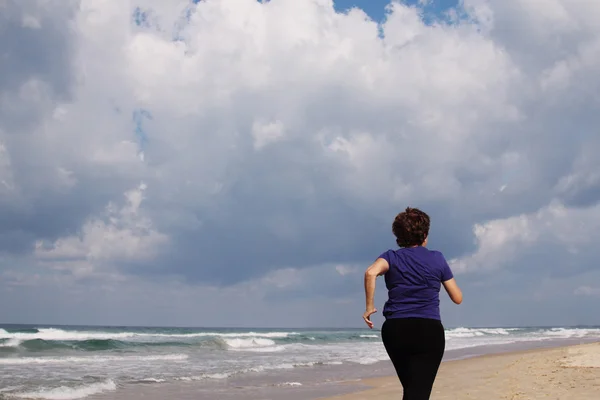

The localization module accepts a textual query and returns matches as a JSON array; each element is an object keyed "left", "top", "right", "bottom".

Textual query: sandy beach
[{"left": 321, "top": 342, "right": 600, "bottom": 400}]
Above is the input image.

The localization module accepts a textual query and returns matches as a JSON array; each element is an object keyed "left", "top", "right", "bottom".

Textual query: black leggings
[{"left": 381, "top": 317, "right": 445, "bottom": 400}]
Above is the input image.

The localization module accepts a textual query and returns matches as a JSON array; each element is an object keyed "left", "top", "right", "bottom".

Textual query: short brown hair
[{"left": 392, "top": 207, "right": 430, "bottom": 248}]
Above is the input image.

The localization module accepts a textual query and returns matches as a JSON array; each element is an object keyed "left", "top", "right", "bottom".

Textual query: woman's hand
[{"left": 363, "top": 308, "right": 377, "bottom": 329}]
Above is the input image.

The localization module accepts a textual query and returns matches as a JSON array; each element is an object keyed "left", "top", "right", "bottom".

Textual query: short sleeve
[
  {"left": 377, "top": 250, "right": 392, "bottom": 265},
  {"left": 437, "top": 252, "right": 454, "bottom": 282}
]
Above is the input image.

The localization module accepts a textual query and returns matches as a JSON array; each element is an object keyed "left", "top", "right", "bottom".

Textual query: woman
[{"left": 363, "top": 207, "right": 463, "bottom": 400}]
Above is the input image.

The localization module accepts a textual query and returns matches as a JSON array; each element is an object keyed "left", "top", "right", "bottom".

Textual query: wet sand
[{"left": 320, "top": 342, "right": 600, "bottom": 400}]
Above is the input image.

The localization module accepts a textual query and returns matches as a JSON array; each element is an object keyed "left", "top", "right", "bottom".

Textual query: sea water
[{"left": 1, "top": 325, "right": 599, "bottom": 399}]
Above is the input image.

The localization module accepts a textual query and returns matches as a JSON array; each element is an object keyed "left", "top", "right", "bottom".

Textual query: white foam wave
[
  {"left": 208, "top": 332, "right": 296, "bottom": 338},
  {"left": 0, "top": 338, "right": 23, "bottom": 347},
  {"left": 175, "top": 360, "right": 347, "bottom": 383},
  {"left": 359, "top": 334, "right": 379, "bottom": 338},
  {"left": 203, "top": 372, "right": 231, "bottom": 379},
  {"left": 235, "top": 345, "right": 287, "bottom": 353},
  {"left": 0, "top": 328, "right": 135, "bottom": 341},
  {"left": 275, "top": 361, "right": 341, "bottom": 369},
  {"left": 130, "top": 378, "right": 167, "bottom": 384},
  {"left": 450, "top": 327, "right": 600, "bottom": 340},
  {"left": 223, "top": 338, "right": 279, "bottom": 350},
  {"left": 442, "top": 327, "right": 600, "bottom": 352},
  {"left": 0, "top": 386, "right": 24, "bottom": 393},
  {"left": 355, "top": 357, "right": 386, "bottom": 365},
  {"left": 182, "top": 372, "right": 232, "bottom": 381},
  {"left": 546, "top": 328, "right": 600, "bottom": 338},
  {"left": 446, "top": 327, "right": 517, "bottom": 338},
  {"left": 11, "top": 380, "right": 116, "bottom": 400},
  {"left": 176, "top": 371, "right": 235, "bottom": 381},
  {"left": 0, "top": 328, "right": 297, "bottom": 342},
  {"left": 0, "top": 354, "right": 188, "bottom": 365}
]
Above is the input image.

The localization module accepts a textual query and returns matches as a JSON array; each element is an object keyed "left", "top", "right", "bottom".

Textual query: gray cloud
[{"left": 0, "top": 0, "right": 76, "bottom": 131}]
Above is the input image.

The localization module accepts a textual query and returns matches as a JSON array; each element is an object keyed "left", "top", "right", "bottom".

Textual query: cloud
[
  {"left": 1, "top": 0, "right": 600, "bottom": 326},
  {"left": 574, "top": 286, "right": 600, "bottom": 297},
  {"left": 252, "top": 119, "right": 286, "bottom": 150},
  {"left": 34, "top": 183, "right": 169, "bottom": 279},
  {"left": 335, "top": 264, "right": 358, "bottom": 276},
  {"left": 450, "top": 201, "right": 600, "bottom": 275}
]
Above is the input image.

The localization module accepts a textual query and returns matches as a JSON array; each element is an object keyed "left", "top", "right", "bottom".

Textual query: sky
[
  {"left": 334, "top": 0, "right": 460, "bottom": 22},
  {"left": 1, "top": 0, "right": 600, "bottom": 329}
]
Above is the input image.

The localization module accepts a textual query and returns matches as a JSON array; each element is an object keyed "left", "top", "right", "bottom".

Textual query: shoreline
[
  {"left": 83, "top": 339, "right": 600, "bottom": 400},
  {"left": 3, "top": 331, "right": 599, "bottom": 400},
  {"left": 318, "top": 341, "right": 600, "bottom": 400}
]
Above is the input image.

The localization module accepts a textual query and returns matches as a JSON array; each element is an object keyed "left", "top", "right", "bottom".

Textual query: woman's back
[{"left": 379, "top": 246, "right": 453, "bottom": 321}]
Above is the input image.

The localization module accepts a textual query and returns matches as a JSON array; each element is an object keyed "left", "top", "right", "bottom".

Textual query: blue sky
[
  {"left": 334, "top": 0, "right": 460, "bottom": 21},
  {"left": 1, "top": 0, "right": 600, "bottom": 328}
]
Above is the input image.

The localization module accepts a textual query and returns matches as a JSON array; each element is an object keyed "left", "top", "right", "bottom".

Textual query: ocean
[{"left": 1, "top": 324, "right": 600, "bottom": 400}]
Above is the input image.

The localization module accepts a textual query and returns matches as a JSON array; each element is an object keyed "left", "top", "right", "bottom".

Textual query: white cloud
[
  {"left": 451, "top": 201, "right": 600, "bottom": 273},
  {"left": 0, "top": 0, "right": 536, "bottom": 215},
  {"left": 21, "top": 14, "right": 41, "bottom": 29},
  {"left": 252, "top": 119, "right": 285, "bottom": 149},
  {"left": 335, "top": 264, "right": 358, "bottom": 276},
  {"left": 574, "top": 286, "right": 600, "bottom": 297},
  {"left": 34, "top": 183, "right": 169, "bottom": 278}
]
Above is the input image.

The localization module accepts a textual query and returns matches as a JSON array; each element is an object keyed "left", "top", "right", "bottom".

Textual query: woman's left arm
[{"left": 363, "top": 258, "right": 390, "bottom": 329}]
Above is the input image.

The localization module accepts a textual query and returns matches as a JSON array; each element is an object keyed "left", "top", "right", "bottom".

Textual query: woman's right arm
[
  {"left": 442, "top": 278, "right": 463, "bottom": 304},
  {"left": 362, "top": 258, "right": 389, "bottom": 329}
]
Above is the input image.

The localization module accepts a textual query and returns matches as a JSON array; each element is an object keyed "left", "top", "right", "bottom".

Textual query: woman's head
[{"left": 392, "top": 207, "right": 430, "bottom": 248}]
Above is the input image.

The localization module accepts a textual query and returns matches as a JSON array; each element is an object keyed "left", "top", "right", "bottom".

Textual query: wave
[
  {"left": 174, "top": 360, "right": 347, "bottom": 382},
  {"left": 0, "top": 337, "right": 287, "bottom": 353},
  {"left": 0, "top": 328, "right": 40, "bottom": 334},
  {"left": 0, "top": 328, "right": 297, "bottom": 341},
  {"left": 176, "top": 372, "right": 232, "bottom": 381},
  {"left": 195, "top": 337, "right": 287, "bottom": 352},
  {"left": 0, "top": 328, "right": 305, "bottom": 352},
  {"left": 0, "top": 354, "right": 188, "bottom": 365},
  {"left": 545, "top": 327, "right": 600, "bottom": 338},
  {"left": 275, "top": 382, "right": 302, "bottom": 387},
  {"left": 0, "top": 328, "right": 299, "bottom": 340},
  {"left": 2, "top": 326, "right": 600, "bottom": 356},
  {"left": 445, "top": 327, "right": 600, "bottom": 340},
  {"left": 222, "top": 337, "right": 278, "bottom": 349},
  {"left": 445, "top": 327, "right": 516, "bottom": 338},
  {"left": 0, "top": 338, "right": 23, "bottom": 348},
  {"left": 0, "top": 338, "right": 192, "bottom": 352},
  {"left": 129, "top": 378, "right": 167, "bottom": 384},
  {"left": 10, "top": 380, "right": 116, "bottom": 400},
  {"left": 441, "top": 326, "right": 600, "bottom": 353}
]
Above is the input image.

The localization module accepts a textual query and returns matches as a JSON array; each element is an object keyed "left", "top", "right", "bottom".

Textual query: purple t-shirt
[{"left": 378, "top": 246, "right": 454, "bottom": 321}]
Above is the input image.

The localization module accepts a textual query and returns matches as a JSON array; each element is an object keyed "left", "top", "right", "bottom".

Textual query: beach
[{"left": 322, "top": 342, "right": 600, "bottom": 400}]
